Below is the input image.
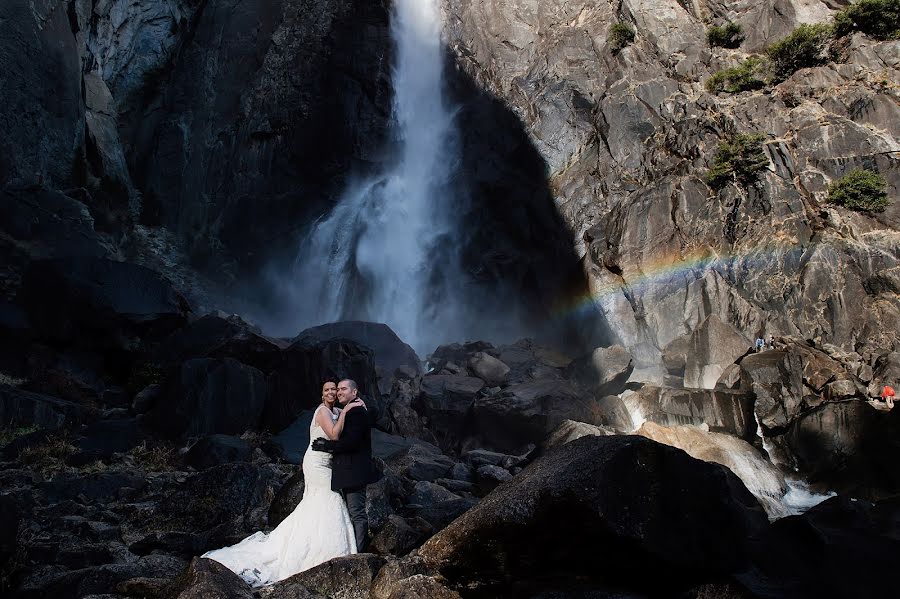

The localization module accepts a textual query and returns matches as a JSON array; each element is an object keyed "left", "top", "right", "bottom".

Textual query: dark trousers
[{"left": 343, "top": 485, "right": 368, "bottom": 552}]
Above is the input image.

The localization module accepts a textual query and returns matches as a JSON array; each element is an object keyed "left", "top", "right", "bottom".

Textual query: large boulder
[
  {"left": 147, "top": 358, "right": 266, "bottom": 438},
  {"left": 0, "top": 386, "right": 86, "bottom": 431},
  {"left": 264, "top": 337, "right": 378, "bottom": 432},
  {"left": 295, "top": 321, "right": 421, "bottom": 394},
  {"left": 683, "top": 315, "right": 751, "bottom": 389},
  {"left": 414, "top": 375, "right": 483, "bottom": 451},
  {"left": 466, "top": 352, "right": 510, "bottom": 387},
  {"left": 261, "top": 554, "right": 386, "bottom": 599},
  {"left": 184, "top": 434, "right": 252, "bottom": 470},
  {"left": 741, "top": 496, "right": 900, "bottom": 598},
  {"left": 418, "top": 435, "right": 768, "bottom": 594},
  {"left": 176, "top": 558, "right": 254, "bottom": 599},
  {"left": 470, "top": 380, "right": 596, "bottom": 452},
  {"left": 567, "top": 344, "right": 634, "bottom": 396},
  {"left": 621, "top": 385, "right": 756, "bottom": 440},
  {"left": 18, "top": 258, "right": 191, "bottom": 350},
  {"left": 154, "top": 313, "right": 288, "bottom": 373}
]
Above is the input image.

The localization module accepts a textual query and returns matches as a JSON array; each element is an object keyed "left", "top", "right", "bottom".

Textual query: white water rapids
[{"left": 623, "top": 391, "right": 834, "bottom": 520}]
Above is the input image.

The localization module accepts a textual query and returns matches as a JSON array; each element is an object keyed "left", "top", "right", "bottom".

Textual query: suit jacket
[{"left": 318, "top": 405, "right": 376, "bottom": 491}]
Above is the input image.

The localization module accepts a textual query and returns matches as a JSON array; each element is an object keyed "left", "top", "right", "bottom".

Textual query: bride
[{"left": 202, "top": 380, "right": 364, "bottom": 586}]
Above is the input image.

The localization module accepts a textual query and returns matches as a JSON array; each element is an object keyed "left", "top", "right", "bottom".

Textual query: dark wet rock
[
  {"left": 409, "top": 481, "right": 461, "bottom": 507},
  {"left": 470, "top": 380, "right": 601, "bottom": 452},
  {"left": 132, "top": 383, "right": 163, "bottom": 414},
  {"left": 371, "top": 429, "right": 420, "bottom": 461},
  {"left": 780, "top": 400, "right": 884, "bottom": 495},
  {"left": 0, "top": 186, "right": 108, "bottom": 297},
  {"left": 262, "top": 554, "right": 386, "bottom": 599},
  {"left": 19, "top": 258, "right": 190, "bottom": 350},
  {"left": 434, "top": 478, "right": 474, "bottom": 495},
  {"left": 41, "top": 471, "right": 146, "bottom": 504},
  {"left": 148, "top": 357, "right": 266, "bottom": 438},
  {"left": 370, "top": 515, "right": 433, "bottom": 557},
  {"left": 21, "top": 345, "right": 112, "bottom": 405},
  {"left": 264, "top": 337, "right": 378, "bottom": 432},
  {"left": 184, "top": 434, "right": 252, "bottom": 470},
  {"left": 0, "top": 1, "right": 84, "bottom": 189},
  {"left": 473, "top": 464, "right": 512, "bottom": 496},
  {"left": 415, "top": 374, "right": 484, "bottom": 451},
  {"left": 418, "top": 435, "right": 768, "bottom": 595},
  {"left": 384, "top": 443, "right": 457, "bottom": 483},
  {"left": 462, "top": 448, "right": 531, "bottom": 470},
  {"left": 296, "top": 321, "right": 421, "bottom": 394},
  {"left": 402, "top": 497, "right": 479, "bottom": 534},
  {"left": 70, "top": 417, "right": 145, "bottom": 464},
  {"left": 154, "top": 313, "right": 288, "bottom": 373},
  {"left": 268, "top": 469, "right": 305, "bottom": 528},
  {"left": 367, "top": 472, "right": 408, "bottom": 533},
  {"left": 384, "top": 378, "right": 433, "bottom": 443},
  {"left": 0, "top": 385, "right": 86, "bottom": 430},
  {"left": 467, "top": 352, "right": 510, "bottom": 387},
  {"left": 129, "top": 463, "right": 273, "bottom": 557},
  {"left": 175, "top": 557, "right": 254, "bottom": 599},
  {"left": 624, "top": 385, "right": 756, "bottom": 440},
  {"left": 370, "top": 556, "right": 451, "bottom": 599},
  {"left": 266, "top": 410, "right": 315, "bottom": 465},
  {"left": 742, "top": 496, "right": 900, "bottom": 598}
]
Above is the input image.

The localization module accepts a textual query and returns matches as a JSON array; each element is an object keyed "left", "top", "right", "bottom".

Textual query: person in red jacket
[{"left": 882, "top": 385, "right": 896, "bottom": 409}]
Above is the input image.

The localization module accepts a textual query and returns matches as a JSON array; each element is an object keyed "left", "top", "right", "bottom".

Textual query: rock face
[
  {"left": 444, "top": 0, "right": 900, "bottom": 370},
  {"left": 418, "top": 435, "right": 768, "bottom": 594},
  {"left": 622, "top": 384, "right": 756, "bottom": 439}
]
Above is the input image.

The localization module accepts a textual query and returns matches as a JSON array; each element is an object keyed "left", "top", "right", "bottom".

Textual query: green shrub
[
  {"left": 827, "top": 169, "right": 890, "bottom": 212},
  {"left": 833, "top": 0, "right": 900, "bottom": 40},
  {"left": 765, "top": 23, "right": 833, "bottom": 82},
  {"left": 706, "top": 57, "right": 765, "bottom": 93},
  {"left": 707, "top": 22, "right": 745, "bottom": 48},
  {"left": 609, "top": 22, "right": 635, "bottom": 51},
  {"left": 706, "top": 133, "right": 769, "bottom": 189}
]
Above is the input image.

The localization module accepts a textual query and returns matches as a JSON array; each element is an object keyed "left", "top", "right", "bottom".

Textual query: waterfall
[{"left": 266, "top": 0, "right": 468, "bottom": 354}]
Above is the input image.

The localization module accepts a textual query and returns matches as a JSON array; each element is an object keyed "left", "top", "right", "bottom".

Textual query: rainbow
[{"left": 553, "top": 242, "right": 810, "bottom": 319}]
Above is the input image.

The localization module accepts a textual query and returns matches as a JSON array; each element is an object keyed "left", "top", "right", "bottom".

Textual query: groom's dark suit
[{"left": 312, "top": 403, "right": 376, "bottom": 550}]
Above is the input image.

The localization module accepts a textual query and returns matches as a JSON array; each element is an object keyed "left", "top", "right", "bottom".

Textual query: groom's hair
[{"left": 341, "top": 379, "right": 358, "bottom": 391}]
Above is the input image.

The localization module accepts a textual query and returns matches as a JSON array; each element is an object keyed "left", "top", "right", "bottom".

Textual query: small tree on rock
[
  {"left": 706, "top": 133, "right": 769, "bottom": 190},
  {"left": 609, "top": 23, "right": 635, "bottom": 52},
  {"left": 827, "top": 168, "right": 890, "bottom": 212}
]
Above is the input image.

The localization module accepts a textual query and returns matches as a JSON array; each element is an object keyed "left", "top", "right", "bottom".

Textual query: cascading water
[
  {"left": 622, "top": 393, "right": 834, "bottom": 519},
  {"left": 267, "top": 0, "right": 471, "bottom": 354}
]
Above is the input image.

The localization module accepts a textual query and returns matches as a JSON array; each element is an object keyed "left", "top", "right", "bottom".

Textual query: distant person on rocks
[
  {"left": 882, "top": 385, "right": 896, "bottom": 409},
  {"left": 755, "top": 337, "right": 765, "bottom": 352},
  {"left": 201, "top": 380, "right": 364, "bottom": 586},
  {"left": 765, "top": 334, "right": 775, "bottom": 349},
  {"left": 312, "top": 378, "right": 377, "bottom": 552}
]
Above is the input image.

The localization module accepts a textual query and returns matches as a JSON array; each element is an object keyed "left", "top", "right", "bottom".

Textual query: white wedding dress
[{"left": 202, "top": 405, "right": 357, "bottom": 586}]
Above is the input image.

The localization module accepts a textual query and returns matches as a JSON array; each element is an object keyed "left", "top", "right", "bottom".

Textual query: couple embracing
[{"left": 202, "top": 379, "right": 377, "bottom": 587}]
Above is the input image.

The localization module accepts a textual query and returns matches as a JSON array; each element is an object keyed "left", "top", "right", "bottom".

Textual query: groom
[{"left": 311, "top": 378, "right": 375, "bottom": 551}]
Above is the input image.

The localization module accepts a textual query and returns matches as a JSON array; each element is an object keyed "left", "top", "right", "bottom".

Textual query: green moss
[
  {"left": 706, "top": 57, "right": 765, "bottom": 93},
  {"left": 765, "top": 23, "right": 833, "bottom": 82},
  {"left": 609, "top": 22, "right": 635, "bottom": 52},
  {"left": 833, "top": 0, "right": 900, "bottom": 40},
  {"left": 827, "top": 169, "right": 890, "bottom": 212},
  {"left": 707, "top": 22, "right": 744, "bottom": 48},
  {"left": 706, "top": 133, "right": 769, "bottom": 190}
]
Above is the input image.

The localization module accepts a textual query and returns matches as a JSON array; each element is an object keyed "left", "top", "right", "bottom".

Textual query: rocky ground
[{"left": 1, "top": 261, "right": 899, "bottom": 597}]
